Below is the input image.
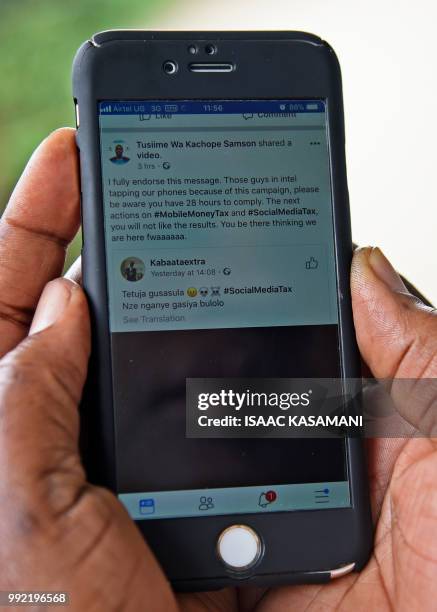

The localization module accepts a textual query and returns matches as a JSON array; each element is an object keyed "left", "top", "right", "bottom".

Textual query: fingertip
[
  {"left": 64, "top": 256, "right": 82, "bottom": 285},
  {"left": 56, "top": 278, "right": 90, "bottom": 344},
  {"left": 43, "top": 126, "right": 76, "bottom": 144},
  {"left": 30, "top": 277, "right": 91, "bottom": 372},
  {"left": 350, "top": 246, "right": 407, "bottom": 377},
  {"left": 66, "top": 280, "right": 91, "bottom": 358},
  {"left": 33, "top": 128, "right": 78, "bottom": 170},
  {"left": 30, "top": 278, "right": 80, "bottom": 335},
  {"left": 351, "top": 245, "right": 407, "bottom": 301},
  {"left": 351, "top": 246, "right": 385, "bottom": 307},
  {"left": 31, "top": 278, "right": 90, "bottom": 349},
  {"left": 351, "top": 246, "right": 373, "bottom": 288},
  {"left": 350, "top": 246, "right": 437, "bottom": 378},
  {"left": 351, "top": 245, "right": 373, "bottom": 269},
  {"left": 368, "top": 247, "right": 407, "bottom": 292}
]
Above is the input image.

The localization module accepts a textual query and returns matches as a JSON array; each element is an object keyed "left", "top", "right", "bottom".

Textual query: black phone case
[{"left": 72, "top": 30, "right": 373, "bottom": 591}]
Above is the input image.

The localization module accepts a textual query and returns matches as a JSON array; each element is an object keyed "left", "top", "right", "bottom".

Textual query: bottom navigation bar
[{"left": 119, "top": 480, "right": 350, "bottom": 521}]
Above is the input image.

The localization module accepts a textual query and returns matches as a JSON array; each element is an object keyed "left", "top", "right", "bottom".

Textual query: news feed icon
[{"left": 139, "top": 498, "right": 155, "bottom": 515}]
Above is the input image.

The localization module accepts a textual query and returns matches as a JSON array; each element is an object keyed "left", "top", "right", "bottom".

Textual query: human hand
[
  {"left": 0, "top": 130, "right": 435, "bottom": 611},
  {"left": 240, "top": 247, "right": 437, "bottom": 611},
  {"left": 0, "top": 130, "right": 238, "bottom": 611}
]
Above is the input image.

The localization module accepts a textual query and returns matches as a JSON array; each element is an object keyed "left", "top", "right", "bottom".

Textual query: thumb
[
  {"left": 351, "top": 246, "right": 437, "bottom": 379},
  {"left": 0, "top": 278, "right": 90, "bottom": 517},
  {"left": 352, "top": 247, "right": 437, "bottom": 435}
]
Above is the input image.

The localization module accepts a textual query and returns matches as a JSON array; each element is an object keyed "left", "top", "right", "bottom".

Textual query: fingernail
[
  {"left": 368, "top": 247, "right": 406, "bottom": 292},
  {"left": 30, "top": 279, "right": 76, "bottom": 335}
]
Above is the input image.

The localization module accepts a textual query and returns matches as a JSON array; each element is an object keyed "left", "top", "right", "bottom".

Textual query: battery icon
[
  {"left": 306, "top": 103, "right": 319, "bottom": 111},
  {"left": 164, "top": 104, "right": 178, "bottom": 113}
]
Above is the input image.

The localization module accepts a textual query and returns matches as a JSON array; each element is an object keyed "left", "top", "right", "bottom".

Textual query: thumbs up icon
[{"left": 305, "top": 256, "right": 319, "bottom": 270}]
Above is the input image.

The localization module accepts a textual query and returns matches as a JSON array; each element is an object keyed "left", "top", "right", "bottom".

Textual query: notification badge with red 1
[{"left": 258, "top": 490, "right": 278, "bottom": 508}]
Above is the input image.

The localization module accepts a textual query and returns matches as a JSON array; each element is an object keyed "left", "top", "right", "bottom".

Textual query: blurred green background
[{"left": 0, "top": 0, "right": 172, "bottom": 269}]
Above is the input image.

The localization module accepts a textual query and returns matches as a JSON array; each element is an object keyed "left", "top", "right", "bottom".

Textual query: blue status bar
[{"left": 98, "top": 100, "right": 325, "bottom": 115}]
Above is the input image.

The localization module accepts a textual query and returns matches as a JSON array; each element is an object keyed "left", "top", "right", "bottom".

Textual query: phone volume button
[{"left": 79, "top": 192, "right": 84, "bottom": 248}]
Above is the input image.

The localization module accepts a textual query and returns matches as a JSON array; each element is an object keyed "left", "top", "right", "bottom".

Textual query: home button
[{"left": 217, "top": 525, "right": 263, "bottom": 571}]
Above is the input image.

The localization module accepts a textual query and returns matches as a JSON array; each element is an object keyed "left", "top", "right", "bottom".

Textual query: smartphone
[{"left": 73, "top": 30, "right": 372, "bottom": 590}]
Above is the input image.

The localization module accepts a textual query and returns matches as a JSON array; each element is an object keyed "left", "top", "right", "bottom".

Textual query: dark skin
[{"left": 0, "top": 129, "right": 435, "bottom": 611}]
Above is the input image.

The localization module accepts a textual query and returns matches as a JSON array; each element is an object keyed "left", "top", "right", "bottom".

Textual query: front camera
[{"left": 204, "top": 44, "right": 217, "bottom": 55}]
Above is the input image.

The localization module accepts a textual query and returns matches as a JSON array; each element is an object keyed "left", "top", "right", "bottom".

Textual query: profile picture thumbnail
[
  {"left": 120, "top": 257, "right": 145, "bottom": 282},
  {"left": 110, "top": 140, "right": 130, "bottom": 165}
]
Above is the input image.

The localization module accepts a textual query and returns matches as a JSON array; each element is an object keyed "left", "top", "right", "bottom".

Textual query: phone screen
[{"left": 98, "top": 100, "right": 350, "bottom": 520}]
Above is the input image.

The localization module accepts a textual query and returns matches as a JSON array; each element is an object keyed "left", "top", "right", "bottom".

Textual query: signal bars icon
[{"left": 101, "top": 104, "right": 112, "bottom": 113}]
